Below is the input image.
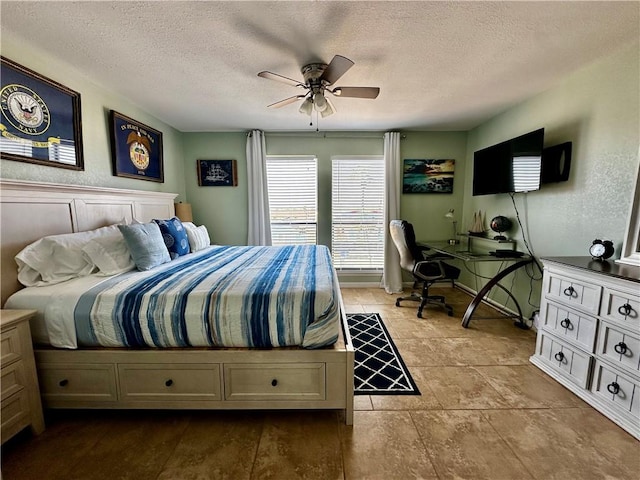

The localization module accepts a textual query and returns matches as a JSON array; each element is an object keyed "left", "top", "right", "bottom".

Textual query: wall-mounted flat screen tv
[{"left": 473, "top": 128, "right": 545, "bottom": 196}]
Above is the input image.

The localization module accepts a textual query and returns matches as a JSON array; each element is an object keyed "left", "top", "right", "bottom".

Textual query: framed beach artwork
[
  {"left": 402, "top": 159, "right": 455, "bottom": 193},
  {"left": 109, "top": 110, "right": 164, "bottom": 182},
  {"left": 0, "top": 56, "right": 84, "bottom": 170},
  {"left": 197, "top": 159, "right": 238, "bottom": 187}
]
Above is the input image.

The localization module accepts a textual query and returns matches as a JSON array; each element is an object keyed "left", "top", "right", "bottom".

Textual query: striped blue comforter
[{"left": 73, "top": 245, "right": 340, "bottom": 349}]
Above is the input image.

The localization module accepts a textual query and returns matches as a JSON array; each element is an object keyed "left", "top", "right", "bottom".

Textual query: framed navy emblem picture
[
  {"left": 109, "top": 110, "right": 163, "bottom": 182},
  {"left": 0, "top": 56, "right": 84, "bottom": 170},
  {"left": 197, "top": 160, "right": 238, "bottom": 187}
]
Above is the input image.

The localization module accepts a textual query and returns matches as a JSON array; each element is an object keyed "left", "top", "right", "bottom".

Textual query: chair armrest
[{"left": 412, "top": 259, "right": 446, "bottom": 282}]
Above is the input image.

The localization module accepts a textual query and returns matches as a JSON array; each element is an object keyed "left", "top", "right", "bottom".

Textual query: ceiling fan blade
[
  {"left": 258, "top": 71, "right": 305, "bottom": 88},
  {"left": 331, "top": 86, "right": 380, "bottom": 99},
  {"left": 267, "top": 95, "right": 307, "bottom": 108},
  {"left": 320, "top": 55, "right": 354, "bottom": 85}
]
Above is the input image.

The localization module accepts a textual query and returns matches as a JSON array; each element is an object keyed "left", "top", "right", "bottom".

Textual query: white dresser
[{"left": 530, "top": 257, "right": 640, "bottom": 440}]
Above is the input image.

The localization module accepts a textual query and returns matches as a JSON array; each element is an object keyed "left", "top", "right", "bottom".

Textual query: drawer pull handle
[
  {"left": 617, "top": 303, "right": 632, "bottom": 316},
  {"left": 563, "top": 286, "right": 576, "bottom": 297},
  {"left": 614, "top": 342, "right": 628, "bottom": 355},
  {"left": 607, "top": 382, "right": 620, "bottom": 395},
  {"left": 165, "top": 379, "right": 174, "bottom": 387},
  {"left": 59, "top": 379, "right": 69, "bottom": 387},
  {"left": 560, "top": 318, "right": 572, "bottom": 329},
  {"left": 554, "top": 351, "right": 565, "bottom": 362},
  {"left": 271, "top": 379, "right": 278, "bottom": 387}
]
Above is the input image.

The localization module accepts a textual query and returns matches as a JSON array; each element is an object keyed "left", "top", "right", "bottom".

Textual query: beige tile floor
[{"left": 2, "top": 287, "right": 638, "bottom": 479}]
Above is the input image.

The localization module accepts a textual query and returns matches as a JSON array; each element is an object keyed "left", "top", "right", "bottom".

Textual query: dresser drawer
[
  {"left": 38, "top": 364, "right": 118, "bottom": 403},
  {"left": 1, "top": 326, "right": 22, "bottom": 366},
  {"left": 1, "top": 389, "right": 30, "bottom": 443},
  {"left": 541, "top": 300, "right": 598, "bottom": 352},
  {"left": 590, "top": 360, "right": 640, "bottom": 422},
  {"left": 118, "top": 364, "right": 221, "bottom": 402},
  {"left": 535, "top": 332, "right": 592, "bottom": 388},
  {"left": 544, "top": 273, "right": 602, "bottom": 315},
  {"left": 224, "top": 363, "right": 326, "bottom": 402},
  {"left": 596, "top": 322, "right": 640, "bottom": 376},
  {"left": 601, "top": 287, "right": 640, "bottom": 330},
  {"left": 1, "top": 361, "right": 26, "bottom": 399}
]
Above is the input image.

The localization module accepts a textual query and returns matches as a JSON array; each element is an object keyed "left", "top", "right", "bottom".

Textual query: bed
[{"left": 0, "top": 179, "right": 354, "bottom": 424}]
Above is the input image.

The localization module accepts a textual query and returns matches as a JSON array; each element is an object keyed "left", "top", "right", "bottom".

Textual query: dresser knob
[
  {"left": 563, "top": 286, "right": 576, "bottom": 297},
  {"left": 165, "top": 379, "right": 174, "bottom": 387},
  {"left": 560, "top": 318, "right": 572, "bottom": 329},
  {"left": 607, "top": 382, "right": 620, "bottom": 395},
  {"left": 554, "top": 351, "right": 565, "bottom": 362},
  {"left": 614, "top": 342, "right": 628, "bottom": 355},
  {"left": 617, "top": 303, "right": 633, "bottom": 316},
  {"left": 59, "top": 379, "right": 69, "bottom": 387},
  {"left": 271, "top": 379, "right": 278, "bottom": 387}
]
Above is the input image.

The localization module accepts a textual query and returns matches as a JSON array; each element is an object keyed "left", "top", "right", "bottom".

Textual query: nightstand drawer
[
  {"left": 544, "top": 273, "right": 601, "bottom": 315},
  {"left": 1, "top": 326, "right": 22, "bottom": 366},
  {"left": 118, "top": 364, "right": 221, "bottom": 402},
  {"left": 1, "top": 390, "right": 30, "bottom": 442},
  {"left": 541, "top": 300, "right": 598, "bottom": 352},
  {"left": 224, "top": 363, "right": 326, "bottom": 401},
  {"left": 596, "top": 322, "right": 640, "bottom": 377},
  {"left": 535, "top": 332, "right": 591, "bottom": 388},
  {"left": 39, "top": 364, "right": 118, "bottom": 403},
  {"left": 1, "top": 361, "right": 26, "bottom": 399}
]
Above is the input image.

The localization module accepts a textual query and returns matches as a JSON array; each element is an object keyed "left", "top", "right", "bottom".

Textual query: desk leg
[{"left": 461, "top": 259, "right": 533, "bottom": 328}]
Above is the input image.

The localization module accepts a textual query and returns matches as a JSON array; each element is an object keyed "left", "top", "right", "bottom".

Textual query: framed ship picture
[
  {"left": 197, "top": 159, "right": 238, "bottom": 187},
  {"left": 109, "top": 110, "right": 163, "bottom": 182},
  {"left": 0, "top": 56, "right": 84, "bottom": 170}
]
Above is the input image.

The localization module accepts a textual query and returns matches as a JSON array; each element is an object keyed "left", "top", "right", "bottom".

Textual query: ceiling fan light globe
[
  {"left": 298, "top": 98, "right": 313, "bottom": 115},
  {"left": 313, "top": 92, "right": 328, "bottom": 112}
]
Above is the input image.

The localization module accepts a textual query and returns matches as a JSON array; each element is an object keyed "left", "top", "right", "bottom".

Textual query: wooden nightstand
[{"left": 1, "top": 309, "right": 45, "bottom": 443}]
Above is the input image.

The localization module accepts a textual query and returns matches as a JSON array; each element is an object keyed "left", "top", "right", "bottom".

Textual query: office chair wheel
[
  {"left": 448, "top": 310, "right": 454, "bottom": 317},
  {"left": 395, "top": 300, "right": 401, "bottom": 307}
]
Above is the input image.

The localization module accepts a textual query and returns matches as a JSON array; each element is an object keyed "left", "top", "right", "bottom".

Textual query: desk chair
[{"left": 389, "top": 220, "right": 460, "bottom": 318}]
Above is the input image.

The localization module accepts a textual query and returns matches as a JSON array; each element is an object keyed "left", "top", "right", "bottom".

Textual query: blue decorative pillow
[
  {"left": 153, "top": 217, "right": 190, "bottom": 259},
  {"left": 117, "top": 222, "right": 171, "bottom": 271}
]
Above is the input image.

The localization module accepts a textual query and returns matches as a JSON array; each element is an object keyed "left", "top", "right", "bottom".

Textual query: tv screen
[{"left": 473, "top": 128, "right": 544, "bottom": 196}]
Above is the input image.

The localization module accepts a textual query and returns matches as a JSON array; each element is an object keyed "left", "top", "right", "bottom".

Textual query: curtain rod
[{"left": 262, "top": 132, "right": 406, "bottom": 139}]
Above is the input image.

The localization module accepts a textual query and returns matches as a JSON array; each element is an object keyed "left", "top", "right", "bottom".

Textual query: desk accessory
[
  {"left": 491, "top": 249, "right": 525, "bottom": 258},
  {"left": 468, "top": 210, "right": 486, "bottom": 236},
  {"left": 489, "top": 215, "right": 512, "bottom": 240},
  {"left": 444, "top": 209, "right": 459, "bottom": 244},
  {"left": 589, "top": 239, "right": 614, "bottom": 260}
]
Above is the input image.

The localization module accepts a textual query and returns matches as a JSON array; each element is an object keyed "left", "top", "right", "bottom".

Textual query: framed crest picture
[
  {"left": 0, "top": 56, "right": 84, "bottom": 170},
  {"left": 402, "top": 159, "right": 455, "bottom": 193},
  {"left": 197, "top": 160, "right": 238, "bottom": 187},
  {"left": 109, "top": 110, "right": 163, "bottom": 182}
]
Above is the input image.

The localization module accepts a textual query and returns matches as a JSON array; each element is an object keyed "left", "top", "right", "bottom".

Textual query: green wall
[
  {"left": 0, "top": 36, "right": 187, "bottom": 199},
  {"left": 461, "top": 41, "right": 640, "bottom": 318}
]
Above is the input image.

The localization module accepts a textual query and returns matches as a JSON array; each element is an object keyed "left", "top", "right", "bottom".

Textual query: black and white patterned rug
[{"left": 346, "top": 313, "right": 420, "bottom": 395}]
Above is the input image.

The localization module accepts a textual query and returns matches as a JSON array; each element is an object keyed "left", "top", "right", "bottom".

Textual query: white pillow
[
  {"left": 183, "top": 222, "right": 210, "bottom": 252},
  {"left": 15, "top": 224, "right": 122, "bottom": 286},
  {"left": 81, "top": 231, "right": 135, "bottom": 276}
]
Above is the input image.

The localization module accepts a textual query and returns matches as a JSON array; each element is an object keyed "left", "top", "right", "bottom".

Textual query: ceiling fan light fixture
[
  {"left": 313, "top": 92, "right": 328, "bottom": 112},
  {"left": 320, "top": 97, "right": 336, "bottom": 118},
  {"left": 298, "top": 97, "right": 313, "bottom": 115}
]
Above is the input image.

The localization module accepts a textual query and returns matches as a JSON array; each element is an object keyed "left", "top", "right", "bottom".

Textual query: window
[
  {"left": 266, "top": 156, "right": 317, "bottom": 245},
  {"left": 331, "top": 156, "right": 385, "bottom": 270}
]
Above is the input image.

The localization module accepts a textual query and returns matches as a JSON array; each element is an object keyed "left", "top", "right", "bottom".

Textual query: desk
[{"left": 418, "top": 237, "right": 534, "bottom": 328}]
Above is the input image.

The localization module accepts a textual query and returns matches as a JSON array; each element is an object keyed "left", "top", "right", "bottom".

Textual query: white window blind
[
  {"left": 332, "top": 156, "right": 385, "bottom": 270},
  {"left": 266, "top": 156, "right": 317, "bottom": 245},
  {"left": 512, "top": 155, "right": 541, "bottom": 192}
]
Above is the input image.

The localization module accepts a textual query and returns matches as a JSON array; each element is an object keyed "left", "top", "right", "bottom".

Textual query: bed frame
[{"left": 0, "top": 179, "right": 354, "bottom": 424}]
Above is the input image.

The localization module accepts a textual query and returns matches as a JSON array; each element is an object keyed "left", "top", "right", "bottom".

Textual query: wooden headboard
[{"left": 0, "top": 179, "right": 177, "bottom": 305}]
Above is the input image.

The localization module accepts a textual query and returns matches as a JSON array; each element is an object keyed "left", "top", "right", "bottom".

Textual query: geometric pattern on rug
[{"left": 346, "top": 313, "right": 420, "bottom": 395}]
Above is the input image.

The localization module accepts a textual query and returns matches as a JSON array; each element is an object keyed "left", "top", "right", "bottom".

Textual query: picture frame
[
  {"left": 402, "top": 159, "right": 455, "bottom": 193},
  {"left": 109, "top": 110, "right": 163, "bottom": 182},
  {"left": 0, "top": 56, "right": 84, "bottom": 170},
  {"left": 197, "top": 159, "right": 238, "bottom": 187}
]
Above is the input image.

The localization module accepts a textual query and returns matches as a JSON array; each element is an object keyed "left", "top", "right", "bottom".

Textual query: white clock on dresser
[{"left": 530, "top": 257, "right": 640, "bottom": 440}]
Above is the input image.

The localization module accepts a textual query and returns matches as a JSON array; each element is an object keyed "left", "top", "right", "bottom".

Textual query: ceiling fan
[{"left": 258, "top": 55, "right": 380, "bottom": 118}]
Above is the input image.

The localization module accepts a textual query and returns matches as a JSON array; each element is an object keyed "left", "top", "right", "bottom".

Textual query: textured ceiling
[{"left": 1, "top": 1, "right": 638, "bottom": 132}]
